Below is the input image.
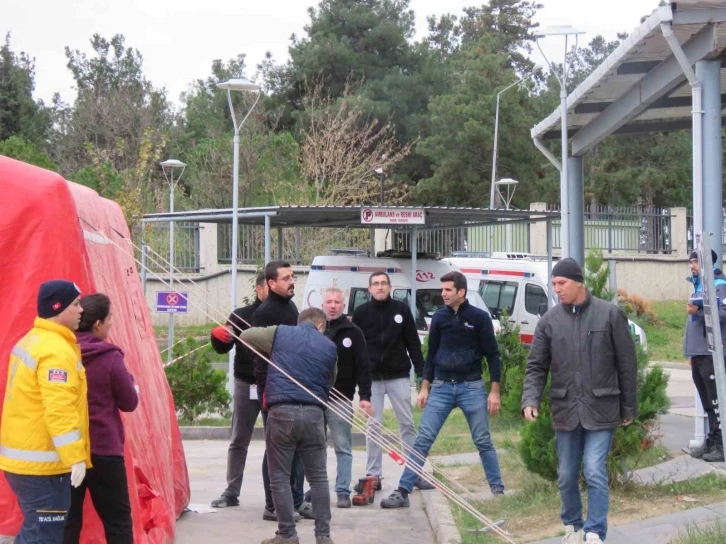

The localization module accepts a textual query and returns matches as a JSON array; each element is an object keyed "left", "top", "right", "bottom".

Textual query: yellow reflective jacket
[{"left": 0, "top": 318, "right": 91, "bottom": 476}]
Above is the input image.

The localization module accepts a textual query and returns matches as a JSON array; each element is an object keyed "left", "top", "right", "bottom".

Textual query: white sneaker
[
  {"left": 585, "top": 533, "right": 603, "bottom": 544},
  {"left": 561, "top": 525, "right": 584, "bottom": 544}
]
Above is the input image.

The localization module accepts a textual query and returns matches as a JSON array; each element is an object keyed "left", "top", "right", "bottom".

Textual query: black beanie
[
  {"left": 551, "top": 258, "right": 584, "bottom": 283},
  {"left": 37, "top": 280, "right": 81, "bottom": 318},
  {"left": 689, "top": 250, "right": 718, "bottom": 265}
]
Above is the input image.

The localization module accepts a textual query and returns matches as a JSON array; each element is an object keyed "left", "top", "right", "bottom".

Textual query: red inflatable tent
[{"left": 0, "top": 156, "right": 189, "bottom": 542}]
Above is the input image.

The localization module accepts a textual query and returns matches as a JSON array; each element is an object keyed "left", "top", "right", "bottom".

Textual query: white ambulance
[
  {"left": 443, "top": 252, "right": 648, "bottom": 350},
  {"left": 302, "top": 250, "right": 500, "bottom": 339}
]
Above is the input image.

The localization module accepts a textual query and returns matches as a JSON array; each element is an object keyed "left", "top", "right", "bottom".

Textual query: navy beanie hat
[
  {"left": 689, "top": 250, "right": 718, "bottom": 265},
  {"left": 551, "top": 258, "right": 584, "bottom": 283},
  {"left": 37, "top": 280, "right": 81, "bottom": 318}
]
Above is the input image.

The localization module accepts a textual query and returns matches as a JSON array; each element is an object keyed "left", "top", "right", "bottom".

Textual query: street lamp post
[
  {"left": 535, "top": 26, "right": 585, "bottom": 259},
  {"left": 494, "top": 177, "right": 519, "bottom": 252},
  {"left": 160, "top": 159, "right": 186, "bottom": 363},
  {"left": 375, "top": 168, "right": 385, "bottom": 205},
  {"left": 217, "top": 77, "right": 261, "bottom": 397},
  {"left": 490, "top": 67, "right": 541, "bottom": 210}
]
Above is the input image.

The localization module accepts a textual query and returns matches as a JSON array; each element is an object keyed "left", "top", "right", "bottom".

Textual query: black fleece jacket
[
  {"left": 209, "top": 298, "right": 262, "bottom": 383},
  {"left": 326, "top": 315, "right": 372, "bottom": 402},
  {"left": 252, "top": 290, "right": 299, "bottom": 396},
  {"left": 352, "top": 297, "right": 424, "bottom": 381}
]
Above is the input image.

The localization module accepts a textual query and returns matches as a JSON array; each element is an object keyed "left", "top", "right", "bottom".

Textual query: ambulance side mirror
[{"left": 538, "top": 303, "right": 549, "bottom": 317}]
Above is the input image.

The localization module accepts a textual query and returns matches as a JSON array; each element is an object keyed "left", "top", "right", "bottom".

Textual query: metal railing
[
  {"left": 550, "top": 205, "right": 672, "bottom": 254},
  {"left": 135, "top": 222, "right": 201, "bottom": 273},
  {"left": 394, "top": 224, "right": 530, "bottom": 256}
]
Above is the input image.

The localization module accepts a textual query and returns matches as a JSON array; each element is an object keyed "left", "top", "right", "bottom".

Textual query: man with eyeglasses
[
  {"left": 352, "top": 271, "right": 431, "bottom": 500},
  {"left": 252, "top": 260, "right": 306, "bottom": 521}
]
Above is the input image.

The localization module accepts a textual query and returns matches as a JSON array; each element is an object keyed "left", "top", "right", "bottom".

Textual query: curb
[
  {"left": 651, "top": 360, "right": 689, "bottom": 370},
  {"left": 421, "top": 489, "right": 462, "bottom": 544},
  {"left": 179, "top": 426, "right": 367, "bottom": 446}
]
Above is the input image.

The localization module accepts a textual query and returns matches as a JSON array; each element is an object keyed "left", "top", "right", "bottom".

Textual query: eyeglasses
[
  {"left": 277, "top": 275, "right": 297, "bottom": 283},
  {"left": 371, "top": 281, "right": 389, "bottom": 288}
]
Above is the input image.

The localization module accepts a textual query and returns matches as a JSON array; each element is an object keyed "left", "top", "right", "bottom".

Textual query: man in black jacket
[
  {"left": 209, "top": 273, "right": 268, "bottom": 508},
  {"left": 352, "top": 271, "right": 429, "bottom": 491},
  {"left": 522, "top": 258, "right": 637, "bottom": 544},
  {"left": 322, "top": 287, "right": 372, "bottom": 508},
  {"left": 252, "top": 260, "right": 305, "bottom": 522},
  {"left": 380, "top": 271, "right": 504, "bottom": 509}
]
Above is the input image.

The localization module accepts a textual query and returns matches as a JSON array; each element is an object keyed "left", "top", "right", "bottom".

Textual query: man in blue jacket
[
  {"left": 380, "top": 271, "right": 504, "bottom": 508},
  {"left": 685, "top": 249, "right": 726, "bottom": 462},
  {"left": 240, "top": 308, "right": 337, "bottom": 544}
]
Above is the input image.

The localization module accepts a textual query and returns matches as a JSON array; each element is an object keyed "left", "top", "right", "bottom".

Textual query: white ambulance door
[
  {"left": 478, "top": 278, "right": 520, "bottom": 325},
  {"left": 518, "top": 281, "right": 548, "bottom": 345}
]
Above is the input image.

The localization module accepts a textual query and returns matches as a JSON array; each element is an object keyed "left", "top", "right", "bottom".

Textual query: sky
[{"left": 3, "top": 0, "right": 664, "bottom": 107}]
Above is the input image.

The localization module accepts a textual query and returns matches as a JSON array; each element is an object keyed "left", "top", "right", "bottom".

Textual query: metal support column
[
  {"left": 168, "top": 201, "right": 174, "bottom": 364},
  {"left": 295, "top": 227, "right": 301, "bottom": 264},
  {"left": 370, "top": 229, "right": 375, "bottom": 257},
  {"left": 568, "top": 156, "right": 585, "bottom": 266},
  {"left": 277, "top": 227, "right": 283, "bottom": 260},
  {"left": 698, "top": 59, "right": 723, "bottom": 268},
  {"left": 264, "top": 215, "right": 272, "bottom": 265},
  {"left": 410, "top": 226, "right": 418, "bottom": 385},
  {"left": 141, "top": 242, "right": 148, "bottom": 295},
  {"left": 546, "top": 218, "right": 553, "bottom": 308}
]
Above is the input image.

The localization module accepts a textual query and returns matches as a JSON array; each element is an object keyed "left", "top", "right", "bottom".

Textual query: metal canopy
[
  {"left": 532, "top": 2, "right": 726, "bottom": 156},
  {"left": 141, "top": 205, "right": 560, "bottom": 228}
]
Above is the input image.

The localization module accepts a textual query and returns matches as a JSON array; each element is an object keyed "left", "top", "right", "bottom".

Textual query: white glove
[{"left": 70, "top": 462, "right": 86, "bottom": 488}]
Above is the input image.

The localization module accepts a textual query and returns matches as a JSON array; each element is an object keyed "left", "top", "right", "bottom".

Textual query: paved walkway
[{"left": 176, "top": 440, "right": 434, "bottom": 544}]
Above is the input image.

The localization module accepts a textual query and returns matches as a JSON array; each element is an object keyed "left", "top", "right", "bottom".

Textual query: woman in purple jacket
[{"left": 63, "top": 293, "right": 139, "bottom": 544}]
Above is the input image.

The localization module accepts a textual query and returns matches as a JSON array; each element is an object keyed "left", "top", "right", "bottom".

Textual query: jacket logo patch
[
  {"left": 394, "top": 314, "right": 403, "bottom": 324},
  {"left": 464, "top": 322, "right": 475, "bottom": 329},
  {"left": 48, "top": 369, "right": 68, "bottom": 383},
  {"left": 342, "top": 337, "right": 352, "bottom": 348}
]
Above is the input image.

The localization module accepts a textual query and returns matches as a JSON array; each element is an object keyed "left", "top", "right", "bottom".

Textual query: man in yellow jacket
[{"left": 0, "top": 280, "right": 92, "bottom": 543}]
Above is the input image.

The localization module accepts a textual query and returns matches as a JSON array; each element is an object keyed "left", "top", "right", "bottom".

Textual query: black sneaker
[
  {"left": 337, "top": 493, "right": 351, "bottom": 508},
  {"left": 211, "top": 495, "right": 239, "bottom": 508},
  {"left": 263, "top": 507, "right": 301, "bottom": 522},
  {"left": 414, "top": 478, "right": 435, "bottom": 490},
  {"left": 690, "top": 438, "right": 712, "bottom": 459},
  {"left": 380, "top": 490, "right": 410, "bottom": 509},
  {"left": 703, "top": 445, "right": 725, "bottom": 463}
]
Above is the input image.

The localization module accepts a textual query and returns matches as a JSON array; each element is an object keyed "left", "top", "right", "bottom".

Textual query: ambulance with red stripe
[
  {"left": 443, "top": 253, "right": 647, "bottom": 350},
  {"left": 302, "top": 250, "right": 500, "bottom": 340}
]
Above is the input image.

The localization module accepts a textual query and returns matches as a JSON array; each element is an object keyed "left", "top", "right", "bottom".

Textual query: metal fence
[
  {"left": 217, "top": 224, "right": 374, "bottom": 265},
  {"left": 394, "top": 223, "right": 530, "bottom": 255},
  {"left": 686, "top": 208, "right": 726, "bottom": 253},
  {"left": 551, "top": 205, "right": 672, "bottom": 254},
  {"left": 136, "top": 222, "right": 201, "bottom": 273}
]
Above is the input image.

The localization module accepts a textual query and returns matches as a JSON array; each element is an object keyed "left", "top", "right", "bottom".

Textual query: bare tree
[{"left": 299, "top": 80, "right": 412, "bottom": 205}]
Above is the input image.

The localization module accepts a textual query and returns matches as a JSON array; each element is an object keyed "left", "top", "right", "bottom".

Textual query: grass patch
[
  {"left": 180, "top": 417, "right": 232, "bottom": 426},
  {"left": 379, "top": 407, "right": 520, "bottom": 456},
  {"left": 631, "top": 300, "right": 687, "bottom": 363},
  {"left": 671, "top": 521, "right": 726, "bottom": 544},
  {"left": 450, "top": 453, "right": 726, "bottom": 543},
  {"left": 155, "top": 324, "right": 212, "bottom": 339}
]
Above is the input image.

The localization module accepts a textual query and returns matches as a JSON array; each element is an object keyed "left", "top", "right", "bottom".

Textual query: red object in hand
[
  {"left": 211, "top": 326, "right": 232, "bottom": 344},
  {"left": 262, "top": 392, "right": 268, "bottom": 411},
  {"left": 388, "top": 450, "right": 405, "bottom": 466}
]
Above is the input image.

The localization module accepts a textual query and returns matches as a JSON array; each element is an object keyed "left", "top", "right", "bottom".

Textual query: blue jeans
[
  {"left": 327, "top": 403, "right": 353, "bottom": 495},
  {"left": 262, "top": 410, "right": 305, "bottom": 509},
  {"left": 399, "top": 380, "right": 504, "bottom": 493},
  {"left": 5, "top": 471, "right": 71, "bottom": 544},
  {"left": 555, "top": 425, "right": 614, "bottom": 540}
]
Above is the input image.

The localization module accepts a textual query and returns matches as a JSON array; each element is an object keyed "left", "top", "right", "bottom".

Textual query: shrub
[
  {"left": 496, "top": 311, "right": 529, "bottom": 417},
  {"left": 164, "top": 336, "right": 231, "bottom": 424}
]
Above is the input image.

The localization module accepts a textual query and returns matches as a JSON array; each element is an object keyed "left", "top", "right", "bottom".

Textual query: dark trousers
[
  {"left": 222, "top": 379, "right": 262, "bottom": 498},
  {"left": 692, "top": 355, "right": 723, "bottom": 443},
  {"left": 262, "top": 410, "right": 305, "bottom": 510},
  {"left": 5, "top": 471, "right": 71, "bottom": 544},
  {"left": 62, "top": 455, "right": 133, "bottom": 544},
  {"left": 266, "top": 404, "right": 330, "bottom": 539}
]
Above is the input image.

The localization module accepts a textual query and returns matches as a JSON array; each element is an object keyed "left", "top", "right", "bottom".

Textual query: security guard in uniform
[{"left": 0, "top": 280, "right": 92, "bottom": 543}]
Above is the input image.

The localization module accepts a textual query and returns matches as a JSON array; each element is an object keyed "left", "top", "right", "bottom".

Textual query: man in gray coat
[{"left": 522, "top": 258, "right": 637, "bottom": 544}]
